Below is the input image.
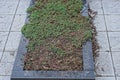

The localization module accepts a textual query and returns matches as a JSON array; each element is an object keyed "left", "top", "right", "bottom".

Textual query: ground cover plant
[{"left": 22, "top": 0, "right": 92, "bottom": 71}]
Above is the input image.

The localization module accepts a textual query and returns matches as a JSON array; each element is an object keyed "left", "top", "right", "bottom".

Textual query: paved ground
[
  {"left": 0, "top": 0, "right": 120, "bottom": 80},
  {"left": 89, "top": 0, "right": 120, "bottom": 80},
  {"left": 0, "top": 0, "right": 31, "bottom": 80}
]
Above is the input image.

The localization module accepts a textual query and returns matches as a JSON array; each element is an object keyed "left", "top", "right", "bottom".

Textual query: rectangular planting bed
[
  {"left": 11, "top": 36, "right": 95, "bottom": 80},
  {"left": 11, "top": 0, "right": 95, "bottom": 80}
]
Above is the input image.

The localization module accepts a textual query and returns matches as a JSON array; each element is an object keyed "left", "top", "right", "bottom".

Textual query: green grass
[{"left": 22, "top": 0, "right": 92, "bottom": 55}]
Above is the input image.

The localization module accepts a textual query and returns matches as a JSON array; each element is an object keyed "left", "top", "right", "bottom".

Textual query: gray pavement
[
  {"left": 0, "top": 0, "right": 31, "bottom": 80},
  {"left": 89, "top": 0, "right": 120, "bottom": 80},
  {"left": 0, "top": 0, "right": 120, "bottom": 80}
]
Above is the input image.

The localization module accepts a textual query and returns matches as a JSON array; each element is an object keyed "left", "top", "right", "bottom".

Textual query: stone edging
[{"left": 11, "top": 0, "right": 95, "bottom": 80}]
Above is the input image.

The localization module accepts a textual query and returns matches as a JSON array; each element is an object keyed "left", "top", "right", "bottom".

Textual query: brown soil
[
  {"left": 23, "top": 0, "right": 93, "bottom": 71},
  {"left": 24, "top": 35, "right": 83, "bottom": 70}
]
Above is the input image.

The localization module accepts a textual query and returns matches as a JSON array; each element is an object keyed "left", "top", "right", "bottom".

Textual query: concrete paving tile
[
  {"left": 0, "top": 32, "right": 8, "bottom": 51},
  {"left": 16, "top": 0, "right": 32, "bottom": 14},
  {"left": 102, "top": 0, "right": 120, "bottom": 14},
  {"left": 105, "top": 15, "right": 120, "bottom": 31},
  {"left": 89, "top": 0, "right": 103, "bottom": 14},
  {"left": 0, "top": 76, "right": 10, "bottom": 80},
  {"left": 0, "top": 15, "right": 14, "bottom": 31},
  {"left": 0, "top": 63, "right": 13, "bottom": 76},
  {"left": 96, "top": 32, "right": 110, "bottom": 52},
  {"left": 0, "top": 2, "right": 18, "bottom": 14},
  {"left": 108, "top": 32, "right": 120, "bottom": 51},
  {"left": 95, "top": 52, "right": 114, "bottom": 76},
  {"left": 117, "top": 77, "right": 120, "bottom": 80},
  {"left": 112, "top": 52, "right": 120, "bottom": 76},
  {"left": 96, "top": 77, "right": 115, "bottom": 80},
  {"left": 11, "top": 14, "right": 27, "bottom": 31},
  {"left": 1, "top": 52, "right": 16, "bottom": 63},
  {"left": 5, "top": 32, "right": 22, "bottom": 52},
  {"left": 93, "top": 15, "right": 106, "bottom": 31}
]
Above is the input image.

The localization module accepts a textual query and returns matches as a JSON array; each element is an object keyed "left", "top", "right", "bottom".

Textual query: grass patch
[{"left": 23, "top": 0, "right": 93, "bottom": 70}]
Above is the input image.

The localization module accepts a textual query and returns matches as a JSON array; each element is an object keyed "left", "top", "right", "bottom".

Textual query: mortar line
[
  {"left": 101, "top": 0, "right": 117, "bottom": 80},
  {"left": 0, "top": 0, "right": 20, "bottom": 62}
]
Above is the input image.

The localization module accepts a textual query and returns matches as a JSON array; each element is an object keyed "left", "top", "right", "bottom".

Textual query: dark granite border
[
  {"left": 11, "top": 37, "right": 95, "bottom": 80},
  {"left": 11, "top": 35, "right": 95, "bottom": 80},
  {"left": 11, "top": 0, "right": 95, "bottom": 80}
]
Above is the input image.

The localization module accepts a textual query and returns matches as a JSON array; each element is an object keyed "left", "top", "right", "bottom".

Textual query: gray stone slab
[
  {"left": 1, "top": 51, "right": 16, "bottom": 63},
  {"left": 0, "top": 2, "right": 18, "bottom": 14},
  {"left": 105, "top": 15, "right": 120, "bottom": 31},
  {"left": 108, "top": 32, "right": 120, "bottom": 51},
  {"left": 0, "top": 32, "right": 8, "bottom": 51},
  {"left": 0, "top": 76, "right": 10, "bottom": 80},
  {"left": 112, "top": 52, "right": 120, "bottom": 76},
  {"left": 102, "top": 0, "right": 120, "bottom": 14},
  {"left": 82, "top": 41, "right": 94, "bottom": 71},
  {"left": 0, "top": 63, "right": 13, "bottom": 76},
  {"left": 89, "top": 0, "right": 103, "bottom": 14},
  {"left": 117, "top": 77, "right": 120, "bottom": 80},
  {"left": 11, "top": 71, "right": 95, "bottom": 80},
  {"left": 96, "top": 32, "right": 110, "bottom": 52},
  {"left": 11, "top": 14, "right": 27, "bottom": 31},
  {"left": 0, "top": 15, "right": 14, "bottom": 31},
  {"left": 96, "top": 77, "right": 115, "bottom": 80},
  {"left": 95, "top": 52, "right": 114, "bottom": 76},
  {"left": 5, "top": 32, "right": 22, "bottom": 52},
  {"left": 16, "top": 0, "right": 32, "bottom": 14},
  {"left": 93, "top": 15, "right": 106, "bottom": 31}
]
